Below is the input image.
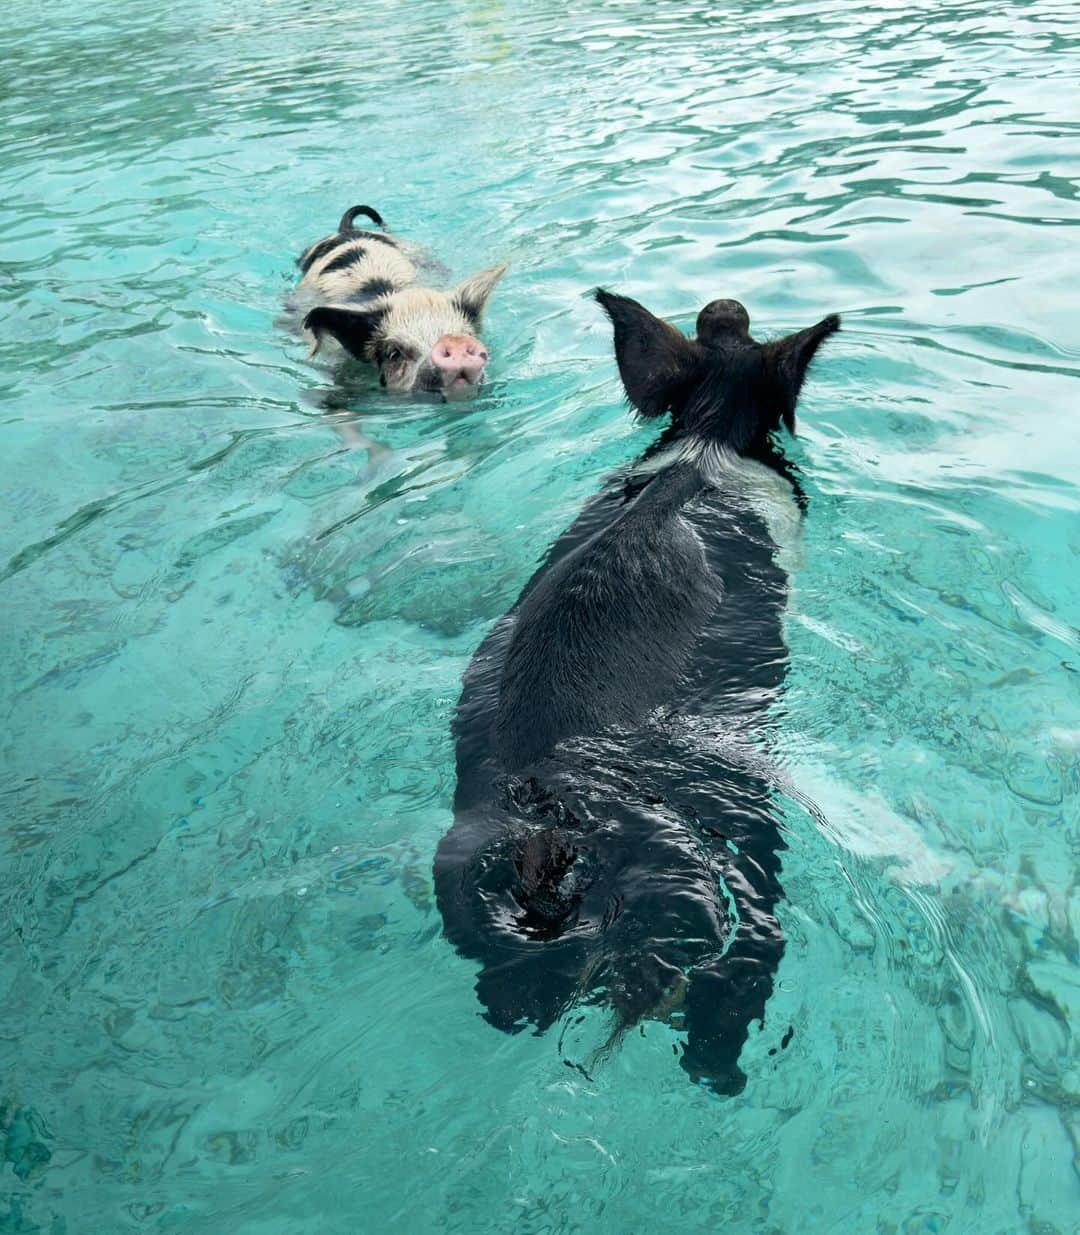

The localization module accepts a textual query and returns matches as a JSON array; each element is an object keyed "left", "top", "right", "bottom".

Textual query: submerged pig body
[{"left": 294, "top": 205, "right": 506, "bottom": 399}]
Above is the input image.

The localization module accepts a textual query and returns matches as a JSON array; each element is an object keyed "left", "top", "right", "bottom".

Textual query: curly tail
[{"left": 338, "top": 204, "right": 386, "bottom": 232}]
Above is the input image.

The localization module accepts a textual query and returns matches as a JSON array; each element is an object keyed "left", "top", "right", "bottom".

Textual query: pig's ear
[
  {"left": 763, "top": 314, "right": 840, "bottom": 431},
  {"left": 303, "top": 305, "right": 385, "bottom": 359},
  {"left": 595, "top": 289, "right": 704, "bottom": 419},
  {"left": 453, "top": 265, "right": 507, "bottom": 329}
]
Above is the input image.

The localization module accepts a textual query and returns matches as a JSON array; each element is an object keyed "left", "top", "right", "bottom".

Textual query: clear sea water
[{"left": 2, "top": 1, "right": 1078, "bottom": 1231}]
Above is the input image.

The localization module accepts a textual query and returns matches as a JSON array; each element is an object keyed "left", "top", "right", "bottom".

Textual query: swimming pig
[
  {"left": 294, "top": 205, "right": 506, "bottom": 400},
  {"left": 435, "top": 291, "right": 839, "bottom": 1093}
]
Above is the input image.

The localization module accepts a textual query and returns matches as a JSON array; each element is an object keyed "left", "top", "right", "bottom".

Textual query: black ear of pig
[
  {"left": 595, "top": 289, "right": 705, "bottom": 419},
  {"left": 762, "top": 314, "right": 840, "bottom": 432},
  {"left": 303, "top": 305, "right": 386, "bottom": 359}
]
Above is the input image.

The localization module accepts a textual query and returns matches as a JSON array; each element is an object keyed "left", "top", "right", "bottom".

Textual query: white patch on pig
[
  {"left": 690, "top": 438, "right": 803, "bottom": 572},
  {"left": 374, "top": 288, "right": 476, "bottom": 357},
  {"left": 300, "top": 236, "right": 417, "bottom": 302},
  {"left": 636, "top": 436, "right": 804, "bottom": 575}
]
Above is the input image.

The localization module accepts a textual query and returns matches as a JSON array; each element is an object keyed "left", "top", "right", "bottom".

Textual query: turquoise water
[{"left": 2, "top": 0, "right": 1078, "bottom": 1230}]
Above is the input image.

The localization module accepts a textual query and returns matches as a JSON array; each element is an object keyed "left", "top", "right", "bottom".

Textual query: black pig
[{"left": 434, "top": 290, "right": 839, "bottom": 1093}]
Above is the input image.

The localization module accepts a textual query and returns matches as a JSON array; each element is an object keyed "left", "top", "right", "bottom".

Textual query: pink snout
[{"left": 431, "top": 333, "right": 488, "bottom": 397}]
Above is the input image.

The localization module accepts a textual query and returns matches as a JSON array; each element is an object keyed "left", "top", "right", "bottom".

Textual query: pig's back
[
  {"left": 494, "top": 462, "right": 718, "bottom": 769},
  {"left": 297, "top": 228, "right": 416, "bottom": 303}
]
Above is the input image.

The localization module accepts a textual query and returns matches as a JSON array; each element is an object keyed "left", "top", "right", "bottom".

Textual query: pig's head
[
  {"left": 595, "top": 289, "right": 839, "bottom": 450},
  {"left": 304, "top": 265, "right": 506, "bottom": 400}
]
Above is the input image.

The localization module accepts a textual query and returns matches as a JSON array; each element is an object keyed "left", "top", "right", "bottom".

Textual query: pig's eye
[{"left": 386, "top": 347, "right": 403, "bottom": 363}]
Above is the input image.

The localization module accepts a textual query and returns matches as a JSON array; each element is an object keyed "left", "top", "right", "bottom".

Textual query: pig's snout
[{"left": 431, "top": 333, "right": 488, "bottom": 397}]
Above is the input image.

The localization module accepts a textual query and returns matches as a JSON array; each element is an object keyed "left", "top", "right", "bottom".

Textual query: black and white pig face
[{"left": 304, "top": 267, "right": 506, "bottom": 399}]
